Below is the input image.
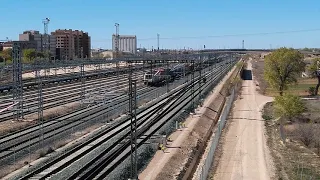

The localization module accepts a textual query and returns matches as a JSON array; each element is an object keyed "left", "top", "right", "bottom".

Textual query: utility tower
[
  {"left": 115, "top": 23, "right": 120, "bottom": 87},
  {"left": 128, "top": 62, "right": 138, "bottom": 180},
  {"left": 38, "top": 17, "right": 50, "bottom": 148},
  {"left": 115, "top": 23, "right": 120, "bottom": 56},
  {"left": 157, "top": 33, "right": 160, "bottom": 52},
  {"left": 12, "top": 42, "right": 23, "bottom": 121},
  {"left": 42, "top": 18, "right": 50, "bottom": 54},
  {"left": 242, "top": 40, "right": 245, "bottom": 49}
]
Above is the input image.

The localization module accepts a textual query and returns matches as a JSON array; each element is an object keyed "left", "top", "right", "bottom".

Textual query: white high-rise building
[{"left": 112, "top": 35, "right": 137, "bottom": 54}]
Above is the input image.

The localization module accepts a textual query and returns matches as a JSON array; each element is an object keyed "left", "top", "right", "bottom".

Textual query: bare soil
[
  {"left": 251, "top": 55, "right": 268, "bottom": 94},
  {"left": 0, "top": 102, "right": 81, "bottom": 136},
  {"left": 154, "top": 95, "right": 225, "bottom": 180}
]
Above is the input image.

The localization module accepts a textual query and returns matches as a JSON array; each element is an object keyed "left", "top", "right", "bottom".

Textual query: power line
[{"left": 92, "top": 28, "right": 320, "bottom": 42}]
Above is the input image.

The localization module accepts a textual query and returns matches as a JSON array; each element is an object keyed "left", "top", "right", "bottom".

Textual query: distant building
[
  {"left": 101, "top": 51, "right": 113, "bottom": 58},
  {"left": 11, "top": 41, "right": 37, "bottom": 50},
  {"left": 91, "top": 49, "right": 114, "bottom": 59},
  {"left": 19, "top": 30, "right": 56, "bottom": 58},
  {"left": 73, "top": 30, "right": 91, "bottom": 59},
  {"left": 2, "top": 41, "right": 13, "bottom": 50},
  {"left": 1, "top": 41, "right": 37, "bottom": 51},
  {"left": 52, "top": 29, "right": 91, "bottom": 60},
  {"left": 112, "top": 35, "right": 137, "bottom": 54}
]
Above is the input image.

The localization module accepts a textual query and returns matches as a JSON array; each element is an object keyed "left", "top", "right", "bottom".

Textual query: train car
[
  {"left": 170, "top": 64, "right": 193, "bottom": 78},
  {"left": 143, "top": 68, "right": 174, "bottom": 86}
]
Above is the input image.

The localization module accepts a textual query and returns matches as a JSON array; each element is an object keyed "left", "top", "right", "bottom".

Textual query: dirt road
[{"left": 213, "top": 60, "right": 275, "bottom": 180}]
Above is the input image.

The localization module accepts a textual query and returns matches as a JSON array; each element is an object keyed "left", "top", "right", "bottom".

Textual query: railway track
[
  {"left": 0, "top": 62, "right": 167, "bottom": 121},
  {"left": 0, "top": 86, "right": 156, "bottom": 162},
  {"left": 0, "top": 69, "right": 144, "bottom": 105},
  {"left": 66, "top": 63, "right": 231, "bottom": 180},
  {"left": 12, "top": 60, "right": 235, "bottom": 180},
  {"left": 0, "top": 63, "right": 157, "bottom": 93},
  {"left": 0, "top": 71, "right": 145, "bottom": 121},
  {"left": 0, "top": 63, "right": 200, "bottom": 166}
]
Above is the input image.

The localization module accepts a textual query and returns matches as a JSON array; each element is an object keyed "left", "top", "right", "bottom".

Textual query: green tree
[
  {"left": 36, "top": 52, "right": 45, "bottom": 58},
  {"left": 0, "top": 48, "right": 12, "bottom": 65},
  {"left": 307, "top": 58, "right": 320, "bottom": 95},
  {"left": 274, "top": 94, "right": 305, "bottom": 120},
  {"left": 274, "top": 94, "right": 305, "bottom": 143},
  {"left": 43, "top": 50, "right": 52, "bottom": 59},
  {"left": 264, "top": 47, "right": 306, "bottom": 96},
  {"left": 23, "top": 49, "right": 37, "bottom": 62}
]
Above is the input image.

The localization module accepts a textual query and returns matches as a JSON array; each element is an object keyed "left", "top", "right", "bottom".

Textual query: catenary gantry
[{"left": 1, "top": 51, "right": 239, "bottom": 71}]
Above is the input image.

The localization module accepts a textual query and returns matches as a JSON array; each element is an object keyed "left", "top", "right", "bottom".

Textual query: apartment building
[
  {"left": 52, "top": 29, "right": 90, "bottom": 60},
  {"left": 73, "top": 30, "right": 91, "bottom": 59},
  {"left": 19, "top": 30, "right": 56, "bottom": 58},
  {"left": 112, "top": 35, "right": 137, "bottom": 54}
]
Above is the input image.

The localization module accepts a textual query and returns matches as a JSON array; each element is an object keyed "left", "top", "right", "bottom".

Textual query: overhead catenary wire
[{"left": 91, "top": 28, "right": 320, "bottom": 42}]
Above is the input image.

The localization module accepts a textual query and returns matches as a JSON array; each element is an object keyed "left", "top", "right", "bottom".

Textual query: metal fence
[{"left": 197, "top": 87, "right": 236, "bottom": 180}]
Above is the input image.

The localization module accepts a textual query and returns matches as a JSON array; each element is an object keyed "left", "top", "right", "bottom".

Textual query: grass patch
[
  {"left": 266, "top": 79, "right": 318, "bottom": 96},
  {"left": 293, "top": 167, "right": 320, "bottom": 180}
]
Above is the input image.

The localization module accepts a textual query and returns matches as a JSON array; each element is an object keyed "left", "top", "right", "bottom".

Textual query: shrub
[
  {"left": 39, "top": 150, "right": 46, "bottom": 157},
  {"left": 46, "top": 146, "right": 55, "bottom": 154},
  {"left": 308, "top": 87, "right": 316, "bottom": 96},
  {"left": 274, "top": 94, "right": 305, "bottom": 121},
  {"left": 296, "top": 123, "right": 314, "bottom": 147},
  {"left": 262, "top": 114, "right": 272, "bottom": 120}
]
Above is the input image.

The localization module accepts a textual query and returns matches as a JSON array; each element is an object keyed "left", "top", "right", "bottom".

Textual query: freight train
[
  {"left": 143, "top": 68, "right": 174, "bottom": 86},
  {"left": 143, "top": 63, "right": 193, "bottom": 86}
]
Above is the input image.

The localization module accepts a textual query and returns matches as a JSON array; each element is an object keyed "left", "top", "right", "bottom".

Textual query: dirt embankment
[{"left": 155, "top": 95, "right": 226, "bottom": 180}]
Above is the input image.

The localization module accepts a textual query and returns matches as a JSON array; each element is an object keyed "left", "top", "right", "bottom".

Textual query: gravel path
[{"left": 213, "top": 59, "right": 275, "bottom": 180}]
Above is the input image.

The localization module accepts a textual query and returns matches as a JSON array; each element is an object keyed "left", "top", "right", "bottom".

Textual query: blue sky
[{"left": 1, "top": 0, "right": 320, "bottom": 49}]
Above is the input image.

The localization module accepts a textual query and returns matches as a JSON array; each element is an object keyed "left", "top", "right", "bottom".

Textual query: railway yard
[{"left": 0, "top": 52, "right": 239, "bottom": 179}]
